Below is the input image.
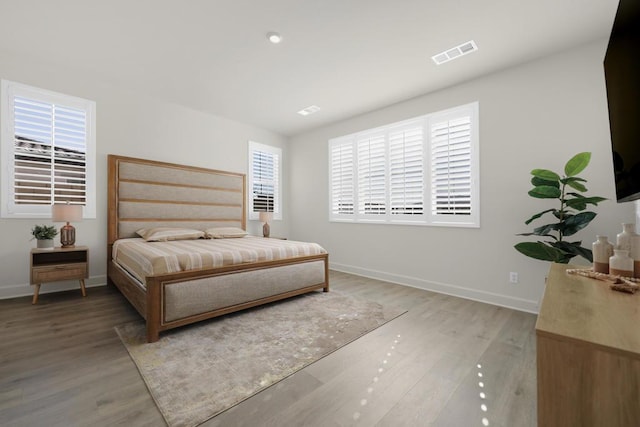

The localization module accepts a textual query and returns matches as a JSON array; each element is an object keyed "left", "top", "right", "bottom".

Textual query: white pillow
[
  {"left": 205, "top": 227, "right": 248, "bottom": 239},
  {"left": 136, "top": 227, "right": 205, "bottom": 242}
]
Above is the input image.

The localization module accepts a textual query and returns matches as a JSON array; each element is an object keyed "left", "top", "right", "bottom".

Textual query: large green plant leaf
[
  {"left": 586, "top": 196, "right": 606, "bottom": 204},
  {"left": 534, "top": 222, "right": 561, "bottom": 236},
  {"left": 531, "top": 169, "right": 560, "bottom": 182},
  {"left": 566, "top": 180, "right": 587, "bottom": 192},
  {"left": 529, "top": 186, "right": 561, "bottom": 199},
  {"left": 550, "top": 241, "right": 593, "bottom": 263},
  {"left": 565, "top": 193, "right": 586, "bottom": 211},
  {"left": 562, "top": 177, "right": 587, "bottom": 183},
  {"left": 524, "top": 208, "right": 556, "bottom": 225},
  {"left": 564, "top": 152, "right": 591, "bottom": 177},
  {"left": 514, "top": 242, "right": 565, "bottom": 262},
  {"left": 562, "top": 177, "right": 588, "bottom": 193},
  {"left": 517, "top": 232, "right": 558, "bottom": 240},
  {"left": 584, "top": 196, "right": 605, "bottom": 205},
  {"left": 553, "top": 210, "right": 569, "bottom": 220},
  {"left": 560, "top": 211, "right": 597, "bottom": 236},
  {"left": 531, "top": 177, "right": 560, "bottom": 188},
  {"left": 556, "top": 254, "right": 575, "bottom": 264},
  {"left": 565, "top": 198, "right": 587, "bottom": 211},
  {"left": 565, "top": 196, "right": 607, "bottom": 211}
]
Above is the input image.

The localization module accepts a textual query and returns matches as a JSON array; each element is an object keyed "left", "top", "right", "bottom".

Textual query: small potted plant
[{"left": 31, "top": 224, "right": 58, "bottom": 249}]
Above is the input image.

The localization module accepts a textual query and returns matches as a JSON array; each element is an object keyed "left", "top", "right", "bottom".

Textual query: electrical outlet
[{"left": 509, "top": 272, "right": 519, "bottom": 284}]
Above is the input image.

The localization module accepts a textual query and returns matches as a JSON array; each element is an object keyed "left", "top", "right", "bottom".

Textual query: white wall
[
  {"left": 288, "top": 40, "right": 635, "bottom": 312},
  {"left": 0, "top": 50, "right": 288, "bottom": 299},
  {"left": 2, "top": 39, "right": 635, "bottom": 309}
]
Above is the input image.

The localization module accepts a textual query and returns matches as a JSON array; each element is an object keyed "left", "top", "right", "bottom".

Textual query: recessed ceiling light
[
  {"left": 297, "top": 105, "right": 321, "bottom": 116},
  {"left": 267, "top": 32, "right": 282, "bottom": 44},
  {"left": 432, "top": 40, "right": 478, "bottom": 65}
]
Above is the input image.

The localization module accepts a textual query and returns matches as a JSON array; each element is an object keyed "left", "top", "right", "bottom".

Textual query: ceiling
[{"left": 0, "top": 0, "right": 620, "bottom": 136}]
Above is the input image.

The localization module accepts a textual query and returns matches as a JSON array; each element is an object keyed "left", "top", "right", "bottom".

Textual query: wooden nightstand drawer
[{"left": 31, "top": 263, "right": 87, "bottom": 284}]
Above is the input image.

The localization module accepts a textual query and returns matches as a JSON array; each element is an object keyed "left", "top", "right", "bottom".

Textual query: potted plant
[
  {"left": 515, "top": 152, "right": 606, "bottom": 264},
  {"left": 31, "top": 224, "right": 58, "bottom": 249}
]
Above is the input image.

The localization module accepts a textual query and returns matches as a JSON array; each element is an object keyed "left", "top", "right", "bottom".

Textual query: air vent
[
  {"left": 297, "top": 105, "right": 321, "bottom": 116},
  {"left": 432, "top": 40, "right": 478, "bottom": 65}
]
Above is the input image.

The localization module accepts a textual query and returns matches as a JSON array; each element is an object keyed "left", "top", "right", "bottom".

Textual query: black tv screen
[{"left": 604, "top": 0, "right": 640, "bottom": 202}]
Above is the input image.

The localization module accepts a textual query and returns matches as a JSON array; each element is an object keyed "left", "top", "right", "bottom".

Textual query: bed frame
[{"left": 107, "top": 155, "right": 329, "bottom": 342}]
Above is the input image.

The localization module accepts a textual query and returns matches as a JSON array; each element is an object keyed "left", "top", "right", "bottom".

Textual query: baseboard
[
  {"left": 0, "top": 275, "right": 108, "bottom": 300},
  {"left": 2, "top": 266, "right": 540, "bottom": 313},
  {"left": 329, "top": 262, "right": 539, "bottom": 314}
]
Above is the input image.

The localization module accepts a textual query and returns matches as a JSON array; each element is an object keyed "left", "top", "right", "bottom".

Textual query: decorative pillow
[
  {"left": 136, "top": 227, "right": 205, "bottom": 242},
  {"left": 205, "top": 227, "right": 248, "bottom": 239}
]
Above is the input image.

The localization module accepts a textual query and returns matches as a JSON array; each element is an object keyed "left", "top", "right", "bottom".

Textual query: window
[
  {"left": 1, "top": 80, "right": 96, "bottom": 219},
  {"left": 248, "top": 141, "right": 282, "bottom": 220},
  {"left": 329, "top": 102, "right": 479, "bottom": 227}
]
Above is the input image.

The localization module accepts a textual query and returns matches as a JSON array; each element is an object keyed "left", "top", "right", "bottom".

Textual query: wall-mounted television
[{"left": 604, "top": 0, "right": 640, "bottom": 203}]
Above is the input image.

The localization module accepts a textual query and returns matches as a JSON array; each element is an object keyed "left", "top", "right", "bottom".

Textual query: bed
[{"left": 107, "top": 155, "right": 329, "bottom": 342}]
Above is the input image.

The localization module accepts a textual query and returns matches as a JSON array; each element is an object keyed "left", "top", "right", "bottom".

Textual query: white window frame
[
  {"left": 1, "top": 80, "right": 96, "bottom": 219},
  {"left": 328, "top": 102, "right": 479, "bottom": 228},
  {"left": 248, "top": 141, "right": 282, "bottom": 221}
]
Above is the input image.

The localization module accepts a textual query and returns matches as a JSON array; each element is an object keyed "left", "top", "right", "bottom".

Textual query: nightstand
[{"left": 30, "top": 246, "right": 89, "bottom": 304}]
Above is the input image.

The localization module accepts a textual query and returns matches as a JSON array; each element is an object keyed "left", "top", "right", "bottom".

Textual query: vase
[
  {"left": 609, "top": 249, "right": 634, "bottom": 277},
  {"left": 631, "top": 234, "right": 640, "bottom": 278},
  {"left": 592, "top": 236, "right": 614, "bottom": 274},
  {"left": 36, "top": 239, "right": 54, "bottom": 249},
  {"left": 616, "top": 223, "right": 636, "bottom": 252}
]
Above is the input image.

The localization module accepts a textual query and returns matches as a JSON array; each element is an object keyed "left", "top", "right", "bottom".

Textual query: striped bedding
[{"left": 112, "top": 236, "right": 327, "bottom": 285}]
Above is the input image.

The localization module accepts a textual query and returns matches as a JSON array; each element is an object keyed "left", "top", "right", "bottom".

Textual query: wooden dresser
[{"left": 536, "top": 263, "right": 640, "bottom": 426}]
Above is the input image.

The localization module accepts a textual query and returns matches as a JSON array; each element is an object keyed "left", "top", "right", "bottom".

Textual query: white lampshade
[
  {"left": 259, "top": 211, "right": 273, "bottom": 223},
  {"left": 52, "top": 204, "right": 83, "bottom": 222}
]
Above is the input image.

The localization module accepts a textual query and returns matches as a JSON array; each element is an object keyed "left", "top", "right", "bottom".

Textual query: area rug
[{"left": 115, "top": 291, "right": 405, "bottom": 427}]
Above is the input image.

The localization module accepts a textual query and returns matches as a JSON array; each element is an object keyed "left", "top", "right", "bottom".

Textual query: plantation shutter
[
  {"left": 13, "top": 95, "right": 87, "bottom": 207},
  {"left": 389, "top": 124, "right": 424, "bottom": 216},
  {"left": 330, "top": 140, "right": 355, "bottom": 216},
  {"left": 328, "top": 102, "right": 478, "bottom": 227},
  {"left": 357, "top": 133, "right": 386, "bottom": 215},
  {"left": 430, "top": 114, "right": 473, "bottom": 216},
  {"left": 251, "top": 149, "right": 279, "bottom": 214}
]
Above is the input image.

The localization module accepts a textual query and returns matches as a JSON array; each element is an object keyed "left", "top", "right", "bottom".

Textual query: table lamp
[
  {"left": 259, "top": 211, "right": 273, "bottom": 238},
  {"left": 52, "top": 203, "right": 83, "bottom": 247}
]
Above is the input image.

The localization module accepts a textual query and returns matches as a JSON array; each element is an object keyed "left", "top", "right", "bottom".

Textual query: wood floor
[{"left": 0, "top": 271, "right": 537, "bottom": 426}]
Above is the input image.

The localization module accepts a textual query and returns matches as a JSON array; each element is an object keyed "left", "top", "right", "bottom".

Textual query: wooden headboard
[{"left": 107, "top": 155, "right": 246, "bottom": 245}]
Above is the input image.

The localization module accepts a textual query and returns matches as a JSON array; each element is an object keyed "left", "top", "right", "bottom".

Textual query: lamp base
[
  {"left": 263, "top": 222, "right": 270, "bottom": 238},
  {"left": 60, "top": 223, "right": 76, "bottom": 248}
]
